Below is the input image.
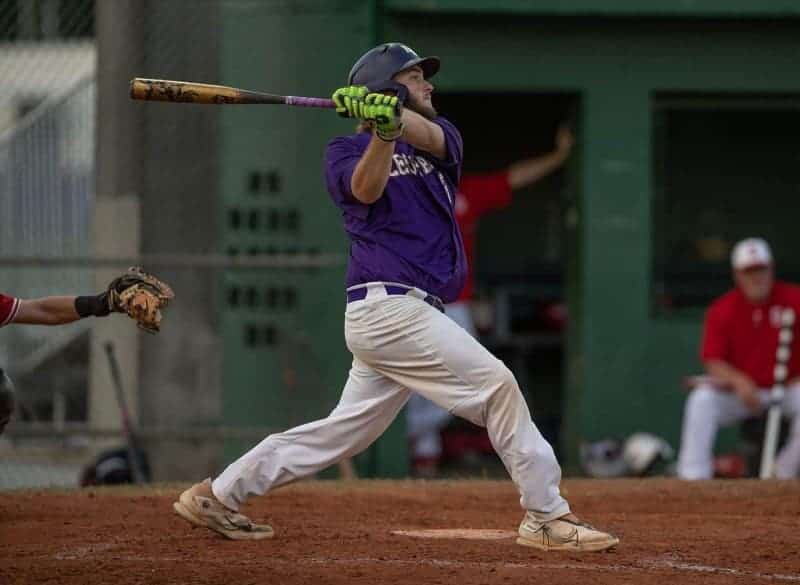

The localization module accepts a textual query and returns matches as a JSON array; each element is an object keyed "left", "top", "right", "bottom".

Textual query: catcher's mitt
[{"left": 107, "top": 266, "right": 175, "bottom": 334}]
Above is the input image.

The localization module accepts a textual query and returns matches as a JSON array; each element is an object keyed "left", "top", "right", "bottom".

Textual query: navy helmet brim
[{"left": 399, "top": 56, "right": 440, "bottom": 80}]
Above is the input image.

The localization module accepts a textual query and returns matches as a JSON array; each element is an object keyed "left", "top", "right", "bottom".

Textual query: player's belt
[{"left": 346, "top": 282, "right": 445, "bottom": 313}]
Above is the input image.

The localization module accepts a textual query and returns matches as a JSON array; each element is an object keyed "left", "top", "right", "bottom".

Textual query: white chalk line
[{"left": 643, "top": 558, "right": 800, "bottom": 582}]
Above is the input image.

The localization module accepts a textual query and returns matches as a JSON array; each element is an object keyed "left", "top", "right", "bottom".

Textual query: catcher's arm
[
  {"left": 12, "top": 296, "right": 83, "bottom": 325},
  {"left": 5, "top": 267, "right": 174, "bottom": 334}
]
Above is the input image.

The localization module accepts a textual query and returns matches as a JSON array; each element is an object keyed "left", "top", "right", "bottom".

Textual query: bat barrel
[
  {"left": 130, "top": 78, "right": 246, "bottom": 104},
  {"left": 130, "top": 78, "right": 334, "bottom": 108}
]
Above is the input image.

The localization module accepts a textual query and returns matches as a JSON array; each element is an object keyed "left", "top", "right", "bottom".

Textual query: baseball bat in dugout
[
  {"left": 104, "top": 341, "right": 147, "bottom": 484},
  {"left": 130, "top": 78, "right": 335, "bottom": 108},
  {"left": 759, "top": 307, "right": 795, "bottom": 479}
]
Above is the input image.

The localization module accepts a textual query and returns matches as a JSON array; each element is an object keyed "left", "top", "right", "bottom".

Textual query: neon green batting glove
[
  {"left": 331, "top": 85, "right": 368, "bottom": 119},
  {"left": 363, "top": 93, "right": 404, "bottom": 141}
]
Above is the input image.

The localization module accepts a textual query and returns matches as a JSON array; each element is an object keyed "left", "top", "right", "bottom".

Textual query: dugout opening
[{"left": 419, "top": 92, "right": 579, "bottom": 474}]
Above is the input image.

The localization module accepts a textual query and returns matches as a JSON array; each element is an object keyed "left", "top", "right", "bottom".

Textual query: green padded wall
[
  {"left": 218, "top": 1, "right": 407, "bottom": 476},
  {"left": 384, "top": 12, "right": 800, "bottom": 466},
  {"left": 218, "top": 1, "right": 800, "bottom": 473}
]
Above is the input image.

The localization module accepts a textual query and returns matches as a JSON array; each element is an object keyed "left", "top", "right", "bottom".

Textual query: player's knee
[
  {"left": 488, "top": 362, "right": 518, "bottom": 395},
  {"left": 786, "top": 387, "right": 800, "bottom": 415},
  {"left": 686, "top": 386, "right": 719, "bottom": 415},
  {"left": 482, "top": 363, "right": 521, "bottom": 414},
  {"left": 521, "top": 436, "right": 557, "bottom": 464}
]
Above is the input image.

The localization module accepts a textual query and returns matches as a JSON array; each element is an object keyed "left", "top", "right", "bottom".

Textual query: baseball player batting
[{"left": 173, "top": 42, "right": 618, "bottom": 552}]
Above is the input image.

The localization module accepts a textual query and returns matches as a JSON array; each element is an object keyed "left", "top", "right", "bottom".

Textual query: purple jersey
[{"left": 324, "top": 117, "right": 467, "bottom": 302}]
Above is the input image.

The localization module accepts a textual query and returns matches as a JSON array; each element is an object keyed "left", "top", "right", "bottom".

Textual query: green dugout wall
[{"left": 218, "top": 1, "right": 800, "bottom": 471}]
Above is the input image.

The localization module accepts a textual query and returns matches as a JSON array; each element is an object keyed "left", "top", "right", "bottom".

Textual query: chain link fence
[
  {"left": 0, "top": 1, "right": 348, "bottom": 489},
  {"left": 0, "top": 0, "right": 97, "bottom": 488}
]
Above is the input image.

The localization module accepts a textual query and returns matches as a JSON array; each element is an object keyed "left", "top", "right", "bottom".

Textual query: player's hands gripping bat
[
  {"left": 363, "top": 93, "right": 404, "bottom": 141},
  {"left": 332, "top": 87, "right": 404, "bottom": 141},
  {"left": 332, "top": 85, "right": 369, "bottom": 118},
  {"left": 105, "top": 267, "right": 175, "bottom": 334}
]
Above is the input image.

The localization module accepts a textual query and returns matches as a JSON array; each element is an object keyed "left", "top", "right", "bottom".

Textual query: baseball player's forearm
[
  {"left": 400, "top": 109, "right": 445, "bottom": 159},
  {"left": 706, "top": 360, "right": 762, "bottom": 413},
  {"left": 351, "top": 134, "right": 395, "bottom": 204},
  {"left": 507, "top": 149, "right": 569, "bottom": 190},
  {"left": 13, "top": 296, "right": 82, "bottom": 325},
  {"left": 705, "top": 360, "right": 756, "bottom": 392},
  {"left": 508, "top": 125, "right": 574, "bottom": 190}
]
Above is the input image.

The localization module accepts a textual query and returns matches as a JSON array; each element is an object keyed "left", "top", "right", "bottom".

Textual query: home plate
[{"left": 391, "top": 529, "right": 517, "bottom": 540}]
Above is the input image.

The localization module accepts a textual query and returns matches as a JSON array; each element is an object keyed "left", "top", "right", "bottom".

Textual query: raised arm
[
  {"left": 507, "top": 125, "right": 574, "bottom": 190},
  {"left": 350, "top": 134, "right": 395, "bottom": 204}
]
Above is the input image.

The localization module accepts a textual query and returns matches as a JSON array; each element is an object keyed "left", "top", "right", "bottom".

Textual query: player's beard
[{"left": 406, "top": 94, "right": 437, "bottom": 120}]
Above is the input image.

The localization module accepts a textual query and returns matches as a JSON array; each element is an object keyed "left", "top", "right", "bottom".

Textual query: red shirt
[
  {"left": 701, "top": 281, "right": 800, "bottom": 388},
  {"left": 0, "top": 294, "right": 20, "bottom": 327},
  {"left": 454, "top": 171, "right": 513, "bottom": 301}
]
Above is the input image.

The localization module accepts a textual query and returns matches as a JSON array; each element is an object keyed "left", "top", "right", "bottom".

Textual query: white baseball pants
[
  {"left": 213, "top": 285, "right": 570, "bottom": 521},
  {"left": 406, "top": 300, "right": 477, "bottom": 459},
  {"left": 677, "top": 382, "right": 800, "bottom": 479}
]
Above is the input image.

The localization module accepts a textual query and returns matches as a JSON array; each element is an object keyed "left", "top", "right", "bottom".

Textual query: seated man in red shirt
[
  {"left": 677, "top": 238, "right": 800, "bottom": 479},
  {"left": 407, "top": 126, "right": 574, "bottom": 474}
]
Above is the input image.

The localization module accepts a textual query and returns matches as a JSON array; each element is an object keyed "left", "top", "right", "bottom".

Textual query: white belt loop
[
  {"left": 364, "top": 282, "right": 390, "bottom": 301},
  {"left": 346, "top": 281, "right": 441, "bottom": 306}
]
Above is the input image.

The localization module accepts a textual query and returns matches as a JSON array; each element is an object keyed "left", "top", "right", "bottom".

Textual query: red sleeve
[
  {"left": 700, "top": 299, "right": 728, "bottom": 362},
  {"left": 458, "top": 171, "right": 513, "bottom": 217},
  {"left": 0, "top": 294, "right": 20, "bottom": 327}
]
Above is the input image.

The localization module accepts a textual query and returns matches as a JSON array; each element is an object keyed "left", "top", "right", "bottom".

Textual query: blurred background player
[
  {"left": 677, "top": 238, "right": 800, "bottom": 479},
  {"left": 407, "top": 126, "right": 575, "bottom": 475}
]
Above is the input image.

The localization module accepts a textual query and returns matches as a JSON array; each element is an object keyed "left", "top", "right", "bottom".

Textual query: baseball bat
[
  {"left": 130, "top": 78, "right": 335, "bottom": 108},
  {"left": 759, "top": 307, "right": 794, "bottom": 479},
  {"left": 104, "top": 341, "right": 146, "bottom": 484}
]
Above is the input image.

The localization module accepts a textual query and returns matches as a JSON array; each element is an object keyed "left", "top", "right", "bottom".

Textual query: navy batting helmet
[{"left": 348, "top": 42, "right": 440, "bottom": 88}]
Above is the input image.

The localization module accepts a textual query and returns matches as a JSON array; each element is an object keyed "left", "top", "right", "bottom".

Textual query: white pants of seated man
[
  {"left": 212, "top": 287, "right": 569, "bottom": 520},
  {"left": 406, "top": 300, "right": 476, "bottom": 461},
  {"left": 677, "top": 383, "right": 800, "bottom": 479}
]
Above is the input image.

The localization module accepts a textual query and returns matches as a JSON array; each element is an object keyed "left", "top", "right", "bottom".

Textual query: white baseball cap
[{"left": 731, "top": 237, "right": 773, "bottom": 270}]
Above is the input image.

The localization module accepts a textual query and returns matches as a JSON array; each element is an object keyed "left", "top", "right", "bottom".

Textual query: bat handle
[{"left": 285, "top": 96, "right": 336, "bottom": 109}]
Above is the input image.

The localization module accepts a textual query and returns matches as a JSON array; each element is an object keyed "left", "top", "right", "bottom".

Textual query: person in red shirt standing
[
  {"left": 677, "top": 238, "right": 800, "bottom": 479},
  {"left": 407, "top": 126, "right": 575, "bottom": 474}
]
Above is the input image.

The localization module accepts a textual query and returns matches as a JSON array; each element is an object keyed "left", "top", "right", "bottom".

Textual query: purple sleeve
[
  {"left": 432, "top": 117, "right": 464, "bottom": 185},
  {"left": 324, "top": 136, "right": 370, "bottom": 220}
]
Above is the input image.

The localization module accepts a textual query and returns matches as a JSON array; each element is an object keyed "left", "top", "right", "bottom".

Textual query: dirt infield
[{"left": 1, "top": 479, "right": 798, "bottom": 585}]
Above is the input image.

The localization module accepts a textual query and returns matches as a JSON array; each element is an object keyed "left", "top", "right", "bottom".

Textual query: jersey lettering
[{"left": 389, "top": 153, "right": 435, "bottom": 177}]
